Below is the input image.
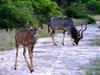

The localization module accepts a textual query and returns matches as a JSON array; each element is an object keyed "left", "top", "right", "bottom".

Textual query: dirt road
[{"left": 0, "top": 25, "right": 100, "bottom": 75}]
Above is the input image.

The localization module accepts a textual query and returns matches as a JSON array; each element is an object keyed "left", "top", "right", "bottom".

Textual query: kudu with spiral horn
[{"left": 48, "top": 17, "right": 87, "bottom": 46}]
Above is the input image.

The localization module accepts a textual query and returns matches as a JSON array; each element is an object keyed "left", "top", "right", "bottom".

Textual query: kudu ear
[
  {"left": 38, "top": 24, "right": 44, "bottom": 30},
  {"left": 79, "top": 24, "right": 87, "bottom": 39},
  {"left": 37, "top": 25, "right": 44, "bottom": 32},
  {"left": 77, "top": 35, "right": 81, "bottom": 39}
]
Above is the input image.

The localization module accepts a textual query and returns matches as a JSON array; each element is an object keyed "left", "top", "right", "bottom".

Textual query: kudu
[
  {"left": 48, "top": 17, "right": 87, "bottom": 46},
  {"left": 14, "top": 26, "right": 38, "bottom": 73}
]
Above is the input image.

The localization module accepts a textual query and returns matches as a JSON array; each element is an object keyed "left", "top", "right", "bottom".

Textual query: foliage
[
  {"left": 32, "top": 0, "right": 62, "bottom": 23},
  {"left": 65, "top": 2, "right": 96, "bottom": 23},
  {"left": 86, "top": 16, "right": 95, "bottom": 24},
  {"left": 0, "top": 0, "right": 37, "bottom": 28},
  {"left": 0, "top": 0, "right": 62, "bottom": 29},
  {"left": 86, "top": 1, "right": 100, "bottom": 14},
  {"left": 0, "top": 0, "right": 100, "bottom": 29},
  {"left": 65, "top": 4, "right": 87, "bottom": 18}
]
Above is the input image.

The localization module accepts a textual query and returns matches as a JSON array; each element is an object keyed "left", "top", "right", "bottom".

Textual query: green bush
[
  {"left": 86, "top": 16, "right": 95, "bottom": 24},
  {"left": 0, "top": 0, "right": 62, "bottom": 29},
  {"left": 86, "top": 1, "right": 100, "bottom": 14},
  {"left": 0, "top": 0, "right": 40, "bottom": 29},
  {"left": 65, "top": 3, "right": 87, "bottom": 19},
  {"left": 0, "top": 0, "right": 98, "bottom": 29},
  {"left": 65, "top": 6, "right": 77, "bottom": 18},
  {"left": 65, "top": 4, "right": 95, "bottom": 24},
  {"left": 32, "top": 0, "right": 62, "bottom": 23}
]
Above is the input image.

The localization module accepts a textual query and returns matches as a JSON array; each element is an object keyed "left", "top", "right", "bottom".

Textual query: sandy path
[{"left": 0, "top": 25, "right": 100, "bottom": 75}]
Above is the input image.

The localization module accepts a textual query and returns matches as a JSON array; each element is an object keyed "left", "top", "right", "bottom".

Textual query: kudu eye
[{"left": 78, "top": 35, "right": 80, "bottom": 38}]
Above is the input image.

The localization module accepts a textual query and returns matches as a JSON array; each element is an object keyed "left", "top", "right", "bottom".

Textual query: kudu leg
[
  {"left": 23, "top": 46, "right": 31, "bottom": 71},
  {"left": 28, "top": 46, "right": 34, "bottom": 73},
  {"left": 62, "top": 30, "right": 66, "bottom": 45},
  {"left": 70, "top": 37, "right": 76, "bottom": 46},
  {"left": 15, "top": 43, "right": 19, "bottom": 70},
  {"left": 50, "top": 31, "right": 57, "bottom": 46},
  {"left": 67, "top": 31, "right": 74, "bottom": 46}
]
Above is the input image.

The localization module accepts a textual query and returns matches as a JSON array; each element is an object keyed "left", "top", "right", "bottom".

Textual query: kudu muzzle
[{"left": 73, "top": 24, "right": 87, "bottom": 46}]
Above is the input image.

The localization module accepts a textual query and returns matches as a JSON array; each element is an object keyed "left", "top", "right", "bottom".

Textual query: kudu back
[
  {"left": 48, "top": 17, "right": 87, "bottom": 46},
  {"left": 15, "top": 27, "right": 37, "bottom": 72}
]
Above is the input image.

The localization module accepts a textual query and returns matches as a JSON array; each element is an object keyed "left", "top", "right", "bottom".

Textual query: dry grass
[
  {"left": 73, "top": 18, "right": 87, "bottom": 26},
  {"left": 37, "top": 25, "right": 49, "bottom": 38},
  {"left": 0, "top": 28, "right": 49, "bottom": 51},
  {"left": 0, "top": 29, "right": 15, "bottom": 51},
  {"left": 89, "top": 37, "right": 100, "bottom": 46},
  {"left": 0, "top": 27, "right": 49, "bottom": 51},
  {"left": 80, "top": 57, "right": 100, "bottom": 75},
  {"left": 92, "top": 15, "right": 100, "bottom": 21}
]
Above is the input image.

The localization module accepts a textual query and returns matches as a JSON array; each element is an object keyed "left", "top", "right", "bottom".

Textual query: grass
[
  {"left": 89, "top": 37, "right": 100, "bottom": 46},
  {"left": 37, "top": 25, "right": 50, "bottom": 38},
  {"left": 92, "top": 15, "right": 100, "bottom": 22},
  {"left": 0, "top": 29, "right": 15, "bottom": 51},
  {"left": 80, "top": 58, "right": 100, "bottom": 75},
  {"left": 0, "top": 26, "right": 49, "bottom": 51}
]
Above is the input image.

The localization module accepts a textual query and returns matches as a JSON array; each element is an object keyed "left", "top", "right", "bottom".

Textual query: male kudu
[{"left": 48, "top": 17, "right": 87, "bottom": 46}]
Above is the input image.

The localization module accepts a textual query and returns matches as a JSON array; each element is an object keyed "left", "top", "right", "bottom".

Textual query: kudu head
[
  {"left": 28, "top": 20, "right": 43, "bottom": 34},
  {"left": 73, "top": 24, "right": 87, "bottom": 46}
]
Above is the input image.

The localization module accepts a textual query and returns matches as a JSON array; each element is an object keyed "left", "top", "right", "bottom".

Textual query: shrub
[
  {"left": 65, "top": 4, "right": 95, "bottom": 24},
  {"left": 0, "top": 0, "right": 40, "bottom": 29},
  {"left": 86, "top": 1, "right": 100, "bottom": 14},
  {"left": 65, "top": 3, "right": 87, "bottom": 19},
  {"left": 65, "top": 6, "right": 77, "bottom": 18},
  {"left": 32, "top": 0, "right": 62, "bottom": 23},
  {"left": 86, "top": 16, "right": 95, "bottom": 24}
]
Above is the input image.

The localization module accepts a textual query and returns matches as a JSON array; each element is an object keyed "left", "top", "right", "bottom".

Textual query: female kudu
[{"left": 14, "top": 27, "right": 37, "bottom": 73}]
